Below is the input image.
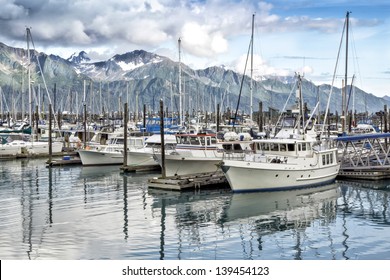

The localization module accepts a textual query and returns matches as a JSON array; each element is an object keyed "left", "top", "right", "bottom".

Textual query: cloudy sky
[{"left": 1, "top": 0, "right": 389, "bottom": 97}]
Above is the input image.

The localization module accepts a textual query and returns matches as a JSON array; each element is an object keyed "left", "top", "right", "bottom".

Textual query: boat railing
[
  {"left": 247, "top": 153, "right": 290, "bottom": 164},
  {"left": 223, "top": 149, "right": 292, "bottom": 164}
]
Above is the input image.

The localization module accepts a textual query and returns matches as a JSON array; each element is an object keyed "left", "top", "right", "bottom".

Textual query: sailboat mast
[
  {"left": 250, "top": 13, "right": 255, "bottom": 122},
  {"left": 342, "top": 11, "right": 350, "bottom": 132},
  {"left": 26, "top": 27, "right": 32, "bottom": 127},
  {"left": 178, "top": 38, "right": 182, "bottom": 126}
]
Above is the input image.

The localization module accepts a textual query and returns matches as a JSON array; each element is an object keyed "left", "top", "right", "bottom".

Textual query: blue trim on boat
[
  {"left": 231, "top": 178, "right": 336, "bottom": 193},
  {"left": 335, "top": 133, "right": 390, "bottom": 142}
]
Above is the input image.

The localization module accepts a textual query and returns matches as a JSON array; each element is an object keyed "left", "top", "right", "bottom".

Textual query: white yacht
[
  {"left": 153, "top": 132, "right": 252, "bottom": 177},
  {"left": 124, "top": 134, "right": 176, "bottom": 168},
  {"left": 221, "top": 76, "right": 340, "bottom": 192},
  {"left": 0, "top": 139, "right": 63, "bottom": 157},
  {"left": 78, "top": 135, "right": 146, "bottom": 166}
]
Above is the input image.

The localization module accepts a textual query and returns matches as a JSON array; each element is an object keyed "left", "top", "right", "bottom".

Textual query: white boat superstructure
[
  {"left": 124, "top": 134, "right": 176, "bottom": 167},
  {"left": 78, "top": 134, "right": 147, "bottom": 166},
  {"left": 0, "top": 139, "right": 63, "bottom": 157},
  {"left": 153, "top": 132, "right": 252, "bottom": 177},
  {"left": 221, "top": 130, "right": 339, "bottom": 192}
]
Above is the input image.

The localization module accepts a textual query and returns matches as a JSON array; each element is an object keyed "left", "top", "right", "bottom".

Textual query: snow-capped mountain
[
  {"left": 0, "top": 41, "right": 389, "bottom": 115},
  {"left": 67, "top": 51, "right": 91, "bottom": 64}
]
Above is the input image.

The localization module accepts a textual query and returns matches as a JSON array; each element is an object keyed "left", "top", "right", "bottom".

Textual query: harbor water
[{"left": 1, "top": 158, "right": 390, "bottom": 260}]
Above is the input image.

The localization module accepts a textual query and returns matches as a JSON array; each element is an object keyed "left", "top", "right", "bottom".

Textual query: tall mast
[
  {"left": 342, "top": 11, "right": 350, "bottom": 132},
  {"left": 26, "top": 27, "right": 32, "bottom": 127},
  {"left": 250, "top": 13, "right": 255, "bottom": 122},
  {"left": 178, "top": 38, "right": 182, "bottom": 126}
]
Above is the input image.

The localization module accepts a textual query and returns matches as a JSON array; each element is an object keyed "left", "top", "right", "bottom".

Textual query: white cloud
[
  {"left": 0, "top": 0, "right": 388, "bottom": 96},
  {"left": 180, "top": 22, "right": 228, "bottom": 57}
]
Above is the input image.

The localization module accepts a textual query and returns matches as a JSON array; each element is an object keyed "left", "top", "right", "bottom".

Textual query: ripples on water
[{"left": 0, "top": 158, "right": 390, "bottom": 260}]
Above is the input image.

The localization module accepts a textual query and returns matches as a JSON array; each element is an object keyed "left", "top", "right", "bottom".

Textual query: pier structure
[{"left": 336, "top": 133, "right": 390, "bottom": 179}]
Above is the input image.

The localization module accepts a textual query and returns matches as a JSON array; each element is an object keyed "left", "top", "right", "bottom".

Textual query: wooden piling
[
  {"left": 48, "top": 103, "right": 53, "bottom": 164},
  {"left": 160, "top": 99, "right": 166, "bottom": 178},
  {"left": 123, "top": 102, "right": 128, "bottom": 167}
]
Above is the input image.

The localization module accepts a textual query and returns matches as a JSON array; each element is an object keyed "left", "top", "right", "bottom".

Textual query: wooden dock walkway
[{"left": 148, "top": 171, "right": 228, "bottom": 191}]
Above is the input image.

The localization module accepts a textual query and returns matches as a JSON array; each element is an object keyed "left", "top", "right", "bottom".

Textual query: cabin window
[
  {"left": 178, "top": 136, "right": 190, "bottom": 144},
  {"left": 233, "top": 144, "right": 242, "bottom": 151},
  {"left": 211, "top": 137, "right": 217, "bottom": 144},
  {"left": 326, "top": 154, "right": 330, "bottom": 165},
  {"left": 222, "top": 144, "right": 232, "bottom": 151},
  {"left": 271, "top": 144, "right": 279, "bottom": 151},
  {"left": 301, "top": 143, "right": 307, "bottom": 151},
  {"left": 280, "top": 144, "right": 286, "bottom": 151},
  {"left": 330, "top": 153, "right": 333, "bottom": 164},
  {"left": 287, "top": 144, "right": 295, "bottom": 151},
  {"left": 322, "top": 155, "right": 326, "bottom": 165},
  {"left": 190, "top": 137, "right": 199, "bottom": 145}
]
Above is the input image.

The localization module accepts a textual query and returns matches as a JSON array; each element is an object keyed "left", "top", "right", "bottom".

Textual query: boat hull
[
  {"left": 78, "top": 149, "right": 123, "bottom": 166},
  {"left": 0, "top": 141, "right": 63, "bottom": 157},
  {"left": 126, "top": 150, "right": 158, "bottom": 167},
  {"left": 221, "top": 160, "right": 340, "bottom": 192},
  {"left": 0, "top": 145, "right": 21, "bottom": 157},
  {"left": 154, "top": 152, "right": 221, "bottom": 177},
  {"left": 27, "top": 141, "right": 63, "bottom": 155}
]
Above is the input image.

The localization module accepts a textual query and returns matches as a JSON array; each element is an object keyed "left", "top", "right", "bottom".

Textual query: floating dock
[
  {"left": 148, "top": 171, "right": 228, "bottom": 191},
  {"left": 46, "top": 155, "right": 82, "bottom": 167},
  {"left": 120, "top": 164, "right": 161, "bottom": 173}
]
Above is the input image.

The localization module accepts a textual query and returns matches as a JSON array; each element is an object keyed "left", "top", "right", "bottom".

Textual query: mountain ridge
[{"left": 0, "top": 41, "right": 388, "bottom": 116}]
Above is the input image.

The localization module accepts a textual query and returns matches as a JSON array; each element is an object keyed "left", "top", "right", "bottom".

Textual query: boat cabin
[
  {"left": 175, "top": 133, "right": 218, "bottom": 148},
  {"left": 252, "top": 139, "right": 314, "bottom": 157}
]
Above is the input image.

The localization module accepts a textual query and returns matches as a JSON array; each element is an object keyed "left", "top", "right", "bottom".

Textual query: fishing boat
[{"left": 221, "top": 75, "right": 340, "bottom": 192}]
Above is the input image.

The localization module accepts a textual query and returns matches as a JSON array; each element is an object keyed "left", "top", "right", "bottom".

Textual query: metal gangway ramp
[{"left": 335, "top": 133, "right": 390, "bottom": 180}]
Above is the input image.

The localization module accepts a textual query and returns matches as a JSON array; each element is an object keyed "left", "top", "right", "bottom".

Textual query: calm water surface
[{"left": 1, "top": 158, "right": 390, "bottom": 260}]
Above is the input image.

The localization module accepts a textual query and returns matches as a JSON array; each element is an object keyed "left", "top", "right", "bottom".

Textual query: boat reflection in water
[
  {"left": 148, "top": 183, "right": 341, "bottom": 259},
  {"left": 2, "top": 158, "right": 390, "bottom": 260},
  {"left": 220, "top": 184, "right": 340, "bottom": 230}
]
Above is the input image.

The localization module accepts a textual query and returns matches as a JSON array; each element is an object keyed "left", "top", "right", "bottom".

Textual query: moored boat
[
  {"left": 153, "top": 132, "right": 252, "bottom": 177},
  {"left": 221, "top": 75, "right": 340, "bottom": 192}
]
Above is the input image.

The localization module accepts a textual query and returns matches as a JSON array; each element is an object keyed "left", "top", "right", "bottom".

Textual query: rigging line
[
  {"left": 322, "top": 13, "right": 347, "bottom": 133},
  {"left": 349, "top": 23, "right": 364, "bottom": 93},
  {"left": 274, "top": 76, "right": 298, "bottom": 129},
  {"left": 27, "top": 28, "right": 60, "bottom": 129},
  {"left": 346, "top": 74, "right": 356, "bottom": 113},
  {"left": 0, "top": 87, "right": 11, "bottom": 113},
  {"left": 231, "top": 35, "right": 252, "bottom": 126}
]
